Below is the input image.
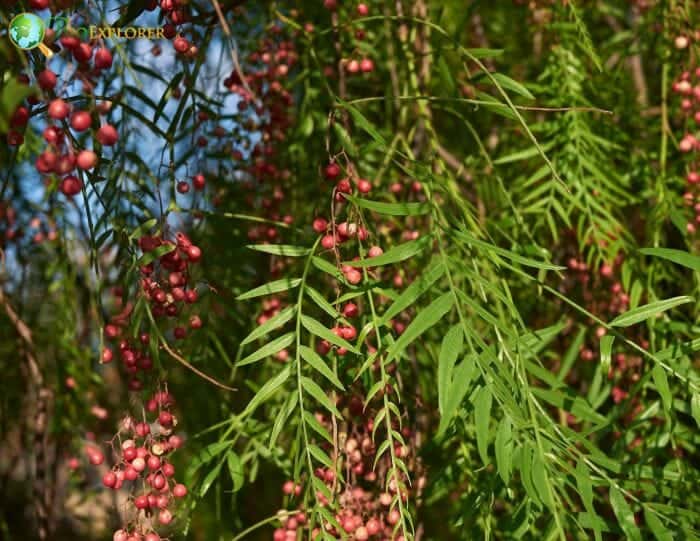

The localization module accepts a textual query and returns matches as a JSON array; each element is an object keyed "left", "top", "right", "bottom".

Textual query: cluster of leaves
[{"left": 1, "top": 1, "right": 700, "bottom": 541}]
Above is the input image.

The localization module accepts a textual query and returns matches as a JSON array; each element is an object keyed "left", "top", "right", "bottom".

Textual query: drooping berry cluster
[
  {"left": 100, "top": 231, "right": 204, "bottom": 389},
  {"left": 273, "top": 395, "right": 424, "bottom": 540},
  {"left": 92, "top": 390, "right": 188, "bottom": 541}
]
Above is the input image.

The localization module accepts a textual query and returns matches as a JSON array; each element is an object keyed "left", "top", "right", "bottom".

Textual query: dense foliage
[{"left": 1, "top": 1, "right": 699, "bottom": 540}]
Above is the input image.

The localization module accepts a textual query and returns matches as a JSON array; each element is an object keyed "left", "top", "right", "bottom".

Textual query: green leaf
[
  {"left": 337, "top": 98, "right": 388, "bottom": 146},
  {"left": 639, "top": 247, "right": 700, "bottom": 272},
  {"left": 385, "top": 292, "right": 454, "bottom": 364},
  {"left": 465, "top": 47, "right": 504, "bottom": 59},
  {"left": 236, "top": 278, "right": 302, "bottom": 300},
  {"left": 199, "top": 460, "right": 224, "bottom": 497},
  {"left": 0, "top": 77, "right": 35, "bottom": 132},
  {"left": 128, "top": 218, "right": 158, "bottom": 241},
  {"left": 241, "top": 306, "right": 295, "bottom": 346},
  {"left": 227, "top": 452, "right": 244, "bottom": 492},
  {"left": 303, "top": 410, "right": 333, "bottom": 444},
  {"left": 237, "top": 332, "right": 294, "bottom": 366},
  {"left": 531, "top": 453, "right": 554, "bottom": 510},
  {"left": 241, "top": 365, "right": 291, "bottom": 417},
  {"left": 600, "top": 335, "right": 614, "bottom": 375},
  {"left": 644, "top": 506, "right": 674, "bottom": 541},
  {"left": 345, "top": 195, "right": 431, "bottom": 216},
  {"left": 453, "top": 229, "right": 563, "bottom": 270},
  {"left": 438, "top": 325, "right": 463, "bottom": 415},
  {"left": 305, "top": 285, "right": 340, "bottom": 319},
  {"left": 692, "top": 393, "right": 700, "bottom": 428},
  {"left": 333, "top": 122, "right": 358, "bottom": 156},
  {"left": 301, "top": 315, "right": 359, "bottom": 354},
  {"left": 308, "top": 444, "right": 335, "bottom": 469},
  {"left": 474, "top": 386, "right": 492, "bottom": 465},
  {"left": 491, "top": 73, "right": 535, "bottom": 100},
  {"left": 495, "top": 417, "right": 513, "bottom": 484},
  {"left": 137, "top": 243, "right": 176, "bottom": 266},
  {"left": 609, "top": 296, "right": 693, "bottom": 327},
  {"left": 246, "top": 244, "right": 310, "bottom": 257},
  {"left": 652, "top": 365, "right": 672, "bottom": 414},
  {"left": 301, "top": 376, "right": 342, "bottom": 419},
  {"left": 299, "top": 345, "right": 345, "bottom": 390},
  {"left": 379, "top": 261, "right": 445, "bottom": 325},
  {"left": 270, "top": 392, "right": 297, "bottom": 447},
  {"left": 342, "top": 235, "right": 433, "bottom": 268},
  {"left": 609, "top": 486, "right": 642, "bottom": 541}
]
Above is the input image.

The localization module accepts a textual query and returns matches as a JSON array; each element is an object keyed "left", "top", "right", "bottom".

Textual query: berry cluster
[
  {"left": 89, "top": 390, "right": 187, "bottom": 541},
  {"left": 100, "top": 231, "right": 204, "bottom": 389},
  {"left": 273, "top": 396, "right": 424, "bottom": 540}
]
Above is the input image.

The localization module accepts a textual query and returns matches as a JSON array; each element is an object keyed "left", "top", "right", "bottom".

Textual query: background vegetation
[{"left": 0, "top": 0, "right": 699, "bottom": 540}]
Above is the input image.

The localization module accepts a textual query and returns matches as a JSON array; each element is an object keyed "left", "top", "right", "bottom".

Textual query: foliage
[{"left": 0, "top": 1, "right": 699, "bottom": 540}]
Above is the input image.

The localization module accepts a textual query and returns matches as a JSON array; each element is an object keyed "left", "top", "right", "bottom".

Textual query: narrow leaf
[
  {"left": 247, "top": 244, "right": 310, "bottom": 257},
  {"left": 237, "top": 332, "right": 294, "bottom": 366},
  {"left": 241, "top": 365, "right": 291, "bottom": 417},
  {"left": 342, "top": 235, "right": 432, "bottom": 268},
  {"left": 609, "top": 296, "right": 693, "bottom": 327},
  {"left": 438, "top": 325, "right": 463, "bottom": 414},
  {"left": 301, "top": 315, "right": 359, "bottom": 354},
  {"left": 236, "top": 278, "right": 302, "bottom": 300},
  {"left": 241, "top": 306, "right": 295, "bottom": 346},
  {"left": 301, "top": 376, "right": 342, "bottom": 419},
  {"left": 345, "top": 195, "right": 431, "bottom": 216},
  {"left": 474, "top": 386, "right": 492, "bottom": 465},
  {"left": 639, "top": 247, "right": 700, "bottom": 272},
  {"left": 610, "top": 486, "right": 642, "bottom": 541},
  {"left": 300, "top": 345, "right": 345, "bottom": 390},
  {"left": 385, "top": 292, "right": 454, "bottom": 364}
]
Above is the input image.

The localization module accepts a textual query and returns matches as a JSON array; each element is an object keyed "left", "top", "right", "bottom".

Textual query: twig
[
  {"left": 159, "top": 336, "right": 238, "bottom": 392},
  {"left": 209, "top": 0, "right": 257, "bottom": 102}
]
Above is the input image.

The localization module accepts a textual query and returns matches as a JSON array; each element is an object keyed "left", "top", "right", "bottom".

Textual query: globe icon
[{"left": 9, "top": 13, "right": 45, "bottom": 50}]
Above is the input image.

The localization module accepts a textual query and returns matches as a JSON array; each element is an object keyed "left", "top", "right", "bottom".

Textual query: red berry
[
  {"left": 59, "top": 35, "right": 80, "bottom": 50},
  {"left": 321, "top": 234, "right": 336, "bottom": 249},
  {"left": 312, "top": 217, "right": 328, "bottom": 233},
  {"left": 357, "top": 3, "right": 369, "bottom": 15},
  {"left": 88, "top": 450, "right": 104, "bottom": 465},
  {"left": 76, "top": 150, "right": 98, "bottom": 170},
  {"left": 48, "top": 99, "right": 70, "bottom": 120},
  {"left": 97, "top": 124, "right": 119, "bottom": 146},
  {"left": 360, "top": 58, "right": 374, "bottom": 73},
  {"left": 356, "top": 178, "right": 372, "bottom": 193},
  {"left": 10, "top": 107, "right": 29, "bottom": 128},
  {"left": 134, "top": 494, "right": 149, "bottom": 509},
  {"left": 173, "top": 36, "right": 190, "bottom": 53},
  {"left": 103, "top": 471, "right": 117, "bottom": 488},
  {"left": 324, "top": 162, "right": 341, "bottom": 180},
  {"left": 158, "top": 509, "right": 172, "bottom": 525},
  {"left": 177, "top": 181, "right": 190, "bottom": 193},
  {"left": 186, "top": 245, "right": 202, "bottom": 262},
  {"left": 173, "top": 483, "right": 187, "bottom": 498},
  {"left": 189, "top": 315, "right": 202, "bottom": 329},
  {"left": 73, "top": 42, "right": 93, "bottom": 63},
  {"left": 70, "top": 111, "right": 92, "bottom": 132},
  {"left": 193, "top": 174, "right": 206, "bottom": 190},
  {"left": 60, "top": 175, "right": 83, "bottom": 197},
  {"left": 94, "top": 48, "right": 113, "bottom": 69},
  {"left": 159, "top": 411, "right": 173, "bottom": 427}
]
